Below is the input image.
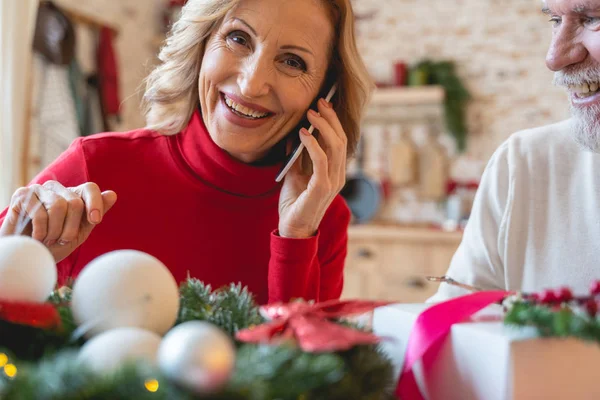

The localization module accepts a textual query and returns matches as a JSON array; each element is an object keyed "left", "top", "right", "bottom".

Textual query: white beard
[
  {"left": 554, "top": 69, "right": 600, "bottom": 152},
  {"left": 570, "top": 103, "right": 600, "bottom": 153}
]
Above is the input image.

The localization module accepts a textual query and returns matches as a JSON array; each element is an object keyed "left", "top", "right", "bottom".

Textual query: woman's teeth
[
  {"left": 224, "top": 95, "right": 269, "bottom": 119},
  {"left": 571, "top": 82, "right": 600, "bottom": 98}
]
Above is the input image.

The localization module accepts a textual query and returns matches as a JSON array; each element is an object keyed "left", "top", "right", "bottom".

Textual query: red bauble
[
  {"left": 591, "top": 281, "right": 600, "bottom": 296},
  {"left": 525, "top": 292, "right": 540, "bottom": 303},
  {"left": 539, "top": 290, "right": 557, "bottom": 304},
  {"left": 586, "top": 299, "right": 598, "bottom": 317},
  {"left": 557, "top": 287, "right": 574, "bottom": 302}
]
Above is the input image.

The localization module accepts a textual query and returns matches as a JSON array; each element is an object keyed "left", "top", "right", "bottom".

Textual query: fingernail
[
  {"left": 300, "top": 128, "right": 311, "bottom": 136},
  {"left": 58, "top": 240, "right": 70, "bottom": 246},
  {"left": 308, "top": 109, "right": 318, "bottom": 117},
  {"left": 90, "top": 210, "right": 101, "bottom": 224},
  {"left": 46, "top": 240, "right": 56, "bottom": 247},
  {"left": 320, "top": 98, "right": 332, "bottom": 108}
]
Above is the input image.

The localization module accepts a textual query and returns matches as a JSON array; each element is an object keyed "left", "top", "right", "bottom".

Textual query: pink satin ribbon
[{"left": 395, "top": 291, "right": 510, "bottom": 399}]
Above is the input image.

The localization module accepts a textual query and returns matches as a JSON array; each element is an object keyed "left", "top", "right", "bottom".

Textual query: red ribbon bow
[{"left": 236, "top": 299, "right": 392, "bottom": 352}]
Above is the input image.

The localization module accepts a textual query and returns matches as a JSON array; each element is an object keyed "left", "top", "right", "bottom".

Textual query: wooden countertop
[{"left": 348, "top": 224, "right": 463, "bottom": 244}]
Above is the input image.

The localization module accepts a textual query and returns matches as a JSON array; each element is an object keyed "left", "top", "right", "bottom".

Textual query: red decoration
[
  {"left": 525, "top": 292, "right": 539, "bottom": 302},
  {"left": 586, "top": 299, "right": 598, "bottom": 316},
  {"left": 591, "top": 280, "right": 600, "bottom": 296},
  {"left": 446, "top": 179, "right": 480, "bottom": 196},
  {"left": 236, "top": 299, "right": 392, "bottom": 352},
  {"left": 539, "top": 289, "right": 557, "bottom": 304},
  {"left": 394, "top": 62, "right": 408, "bottom": 86},
  {"left": 0, "top": 300, "right": 61, "bottom": 330},
  {"left": 557, "top": 287, "right": 574, "bottom": 302}
]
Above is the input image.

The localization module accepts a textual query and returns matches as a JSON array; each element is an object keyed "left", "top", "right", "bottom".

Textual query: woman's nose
[
  {"left": 237, "top": 57, "right": 272, "bottom": 98},
  {"left": 546, "top": 25, "right": 588, "bottom": 71}
]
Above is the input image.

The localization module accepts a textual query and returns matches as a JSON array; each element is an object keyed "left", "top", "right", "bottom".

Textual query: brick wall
[
  {"left": 53, "top": 0, "right": 571, "bottom": 163},
  {"left": 353, "top": 0, "right": 570, "bottom": 161}
]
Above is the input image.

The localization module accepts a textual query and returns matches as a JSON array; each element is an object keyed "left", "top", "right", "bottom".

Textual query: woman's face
[{"left": 198, "top": 0, "right": 334, "bottom": 163}]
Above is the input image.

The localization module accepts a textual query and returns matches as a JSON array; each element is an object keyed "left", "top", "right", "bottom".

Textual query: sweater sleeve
[
  {"left": 427, "top": 141, "right": 512, "bottom": 302},
  {"left": 0, "top": 138, "right": 90, "bottom": 283},
  {"left": 268, "top": 196, "right": 351, "bottom": 303}
]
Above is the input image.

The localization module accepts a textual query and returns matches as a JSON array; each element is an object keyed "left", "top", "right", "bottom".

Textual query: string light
[
  {"left": 0, "top": 353, "right": 8, "bottom": 367},
  {"left": 4, "top": 364, "right": 17, "bottom": 378},
  {"left": 144, "top": 379, "right": 159, "bottom": 392}
]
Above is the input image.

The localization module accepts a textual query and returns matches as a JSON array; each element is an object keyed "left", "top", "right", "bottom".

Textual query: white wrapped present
[{"left": 373, "top": 303, "right": 600, "bottom": 400}]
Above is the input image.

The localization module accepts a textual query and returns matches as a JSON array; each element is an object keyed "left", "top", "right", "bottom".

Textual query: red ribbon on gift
[
  {"left": 395, "top": 291, "right": 511, "bottom": 400},
  {"left": 236, "top": 299, "right": 392, "bottom": 352},
  {"left": 0, "top": 299, "right": 62, "bottom": 329}
]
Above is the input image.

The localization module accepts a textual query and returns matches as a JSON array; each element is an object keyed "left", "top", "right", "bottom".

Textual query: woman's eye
[
  {"left": 549, "top": 16, "right": 561, "bottom": 27},
  {"left": 283, "top": 55, "right": 307, "bottom": 71},
  {"left": 584, "top": 17, "right": 600, "bottom": 27},
  {"left": 227, "top": 31, "right": 249, "bottom": 47}
]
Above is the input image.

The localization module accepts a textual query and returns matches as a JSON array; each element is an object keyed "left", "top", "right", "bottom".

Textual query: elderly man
[{"left": 430, "top": 0, "right": 600, "bottom": 301}]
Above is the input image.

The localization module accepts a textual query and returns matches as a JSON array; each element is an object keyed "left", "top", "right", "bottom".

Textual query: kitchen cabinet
[{"left": 341, "top": 224, "right": 462, "bottom": 303}]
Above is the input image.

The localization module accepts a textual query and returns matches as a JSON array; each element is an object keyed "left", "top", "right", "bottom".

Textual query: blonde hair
[{"left": 142, "top": 0, "right": 373, "bottom": 158}]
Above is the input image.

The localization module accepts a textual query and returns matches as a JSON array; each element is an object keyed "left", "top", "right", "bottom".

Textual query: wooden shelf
[
  {"left": 348, "top": 224, "right": 462, "bottom": 244},
  {"left": 369, "top": 86, "right": 445, "bottom": 107}
]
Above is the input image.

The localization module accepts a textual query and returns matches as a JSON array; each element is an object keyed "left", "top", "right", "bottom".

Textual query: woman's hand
[
  {"left": 0, "top": 181, "right": 117, "bottom": 262},
  {"left": 278, "top": 98, "right": 347, "bottom": 238}
]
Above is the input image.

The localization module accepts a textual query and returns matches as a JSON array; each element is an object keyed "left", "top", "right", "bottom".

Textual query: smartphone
[{"left": 275, "top": 83, "right": 339, "bottom": 183}]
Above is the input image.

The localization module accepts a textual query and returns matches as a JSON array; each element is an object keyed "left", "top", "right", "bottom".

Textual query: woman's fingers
[
  {"left": 76, "top": 190, "right": 118, "bottom": 242},
  {"left": 307, "top": 103, "right": 348, "bottom": 191},
  {"left": 0, "top": 187, "right": 38, "bottom": 237},
  {"left": 100, "top": 190, "right": 118, "bottom": 215},
  {"left": 21, "top": 187, "right": 49, "bottom": 242},
  {"left": 35, "top": 184, "right": 68, "bottom": 245},
  {"left": 41, "top": 181, "right": 85, "bottom": 245},
  {"left": 72, "top": 182, "right": 105, "bottom": 225},
  {"left": 299, "top": 128, "right": 330, "bottom": 196},
  {"left": 318, "top": 98, "right": 347, "bottom": 144},
  {"left": 307, "top": 108, "right": 343, "bottom": 158}
]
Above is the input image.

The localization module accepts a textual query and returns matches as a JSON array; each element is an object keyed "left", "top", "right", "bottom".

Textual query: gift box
[{"left": 374, "top": 303, "right": 600, "bottom": 400}]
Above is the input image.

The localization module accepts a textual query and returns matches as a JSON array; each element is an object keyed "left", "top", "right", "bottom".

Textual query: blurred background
[{"left": 1, "top": 0, "right": 568, "bottom": 302}]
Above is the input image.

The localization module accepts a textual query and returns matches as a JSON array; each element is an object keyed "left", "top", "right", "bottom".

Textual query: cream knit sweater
[{"left": 429, "top": 119, "right": 600, "bottom": 301}]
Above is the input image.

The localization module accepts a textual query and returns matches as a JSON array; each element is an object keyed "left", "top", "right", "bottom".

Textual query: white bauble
[
  {"left": 0, "top": 236, "right": 57, "bottom": 302},
  {"left": 78, "top": 327, "right": 162, "bottom": 373},
  {"left": 158, "top": 321, "right": 236, "bottom": 394},
  {"left": 71, "top": 250, "right": 179, "bottom": 337}
]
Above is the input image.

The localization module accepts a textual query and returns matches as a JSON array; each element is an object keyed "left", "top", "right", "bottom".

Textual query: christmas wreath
[
  {"left": 0, "top": 237, "right": 395, "bottom": 400},
  {"left": 0, "top": 280, "right": 396, "bottom": 399}
]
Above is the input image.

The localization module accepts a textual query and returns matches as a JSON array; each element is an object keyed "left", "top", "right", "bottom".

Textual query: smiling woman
[
  {"left": 144, "top": 0, "right": 371, "bottom": 162},
  {"left": 0, "top": 0, "right": 374, "bottom": 305},
  {"left": 198, "top": 2, "right": 334, "bottom": 163}
]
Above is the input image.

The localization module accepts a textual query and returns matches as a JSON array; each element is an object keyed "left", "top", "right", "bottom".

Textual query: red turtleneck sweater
[{"left": 0, "top": 112, "right": 350, "bottom": 304}]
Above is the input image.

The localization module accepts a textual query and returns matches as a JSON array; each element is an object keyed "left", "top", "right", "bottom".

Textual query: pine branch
[
  {"left": 228, "top": 342, "right": 345, "bottom": 399},
  {"left": 410, "top": 60, "right": 471, "bottom": 152},
  {"left": 0, "top": 351, "right": 190, "bottom": 400},
  {"left": 209, "top": 283, "right": 265, "bottom": 337},
  {"left": 504, "top": 301, "right": 600, "bottom": 344},
  {"left": 177, "top": 280, "right": 264, "bottom": 337},
  {"left": 177, "top": 279, "right": 213, "bottom": 323}
]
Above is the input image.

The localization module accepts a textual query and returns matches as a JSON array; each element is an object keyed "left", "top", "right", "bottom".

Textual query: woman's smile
[{"left": 219, "top": 91, "right": 275, "bottom": 129}]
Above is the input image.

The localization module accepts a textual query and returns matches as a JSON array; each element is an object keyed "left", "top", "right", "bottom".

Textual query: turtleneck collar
[{"left": 174, "top": 110, "right": 284, "bottom": 197}]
